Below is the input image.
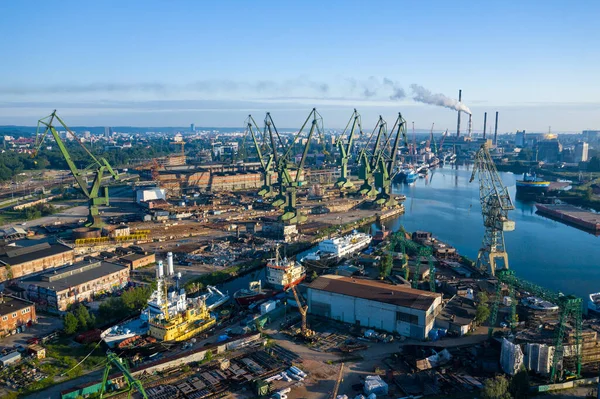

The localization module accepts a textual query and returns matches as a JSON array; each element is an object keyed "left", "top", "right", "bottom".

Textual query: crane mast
[
  {"left": 34, "top": 110, "right": 119, "bottom": 227},
  {"left": 335, "top": 109, "right": 362, "bottom": 189},
  {"left": 357, "top": 116, "right": 387, "bottom": 197},
  {"left": 373, "top": 113, "right": 407, "bottom": 208},
  {"left": 469, "top": 143, "right": 515, "bottom": 275},
  {"left": 242, "top": 115, "right": 275, "bottom": 197}
]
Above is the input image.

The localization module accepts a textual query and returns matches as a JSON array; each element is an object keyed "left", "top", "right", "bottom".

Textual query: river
[{"left": 382, "top": 164, "right": 600, "bottom": 300}]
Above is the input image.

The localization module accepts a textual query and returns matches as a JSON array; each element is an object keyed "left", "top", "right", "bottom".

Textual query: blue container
[
  {"left": 428, "top": 329, "right": 439, "bottom": 341},
  {"left": 438, "top": 329, "right": 447, "bottom": 338}
]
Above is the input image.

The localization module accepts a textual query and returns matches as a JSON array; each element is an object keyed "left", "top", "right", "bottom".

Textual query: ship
[
  {"left": 516, "top": 173, "right": 550, "bottom": 195},
  {"left": 588, "top": 293, "right": 600, "bottom": 315},
  {"left": 265, "top": 252, "right": 306, "bottom": 291},
  {"left": 299, "top": 250, "right": 338, "bottom": 269},
  {"left": 394, "top": 167, "right": 418, "bottom": 184},
  {"left": 522, "top": 296, "right": 559, "bottom": 311},
  {"left": 233, "top": 281, "right": 277, "bottom": 307},
  {"left": 102, "top": 254, "right": 227, "bottom": 347},
  {"left": 317, "top": 231, "right": 372, "bottom": 261},
  {"left": 147, "top": 295, "right": 216, "bottom": 342},
  {"left": 234, "top": 246, "right": 307, "bottom": 306}
]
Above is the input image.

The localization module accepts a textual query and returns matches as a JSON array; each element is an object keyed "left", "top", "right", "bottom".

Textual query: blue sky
[{"left": 1, "top": 0, "right": 599, "bottom": 132}]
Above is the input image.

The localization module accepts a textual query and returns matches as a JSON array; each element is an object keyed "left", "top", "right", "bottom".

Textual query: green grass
[{"left": 44, "top": 337, "right": 106, "bottom": 375}]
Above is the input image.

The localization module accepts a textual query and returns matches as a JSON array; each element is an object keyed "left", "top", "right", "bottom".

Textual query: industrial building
[
  {"left": 0, "top": 295, "right": 37, "bottom": 338},
  {"left": 0, "top": 242, "right": 74, "bottom": 282},
  {"left": 21, "top": 260, "right": 129, "bottom": 313},
  {"left": 118, "top": 252, "right": 156, "bottom": 270},
  {"left": 307, "top": 275, "right": 442, "bottom": 339}
]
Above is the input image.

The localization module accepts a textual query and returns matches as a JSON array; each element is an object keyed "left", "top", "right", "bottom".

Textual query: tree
[
  {"left": 310, "top": 271, "right": 318, "bottom": 281},
  {"left": 477, "top": 291, "right": 489, "bottom": 304},
  {"left": 75, "top": 306, "right": 93, "bottom": 331},
  {"left": 63, "top": 313, "right": 79, "bottom": 335},
  {"left": 476, "top": 303, "right": 491, "bottom": 325},
  {"left": 510, "top": 369, "right": 530, "bottom": 399},
  {"left": 378, "top": 252, "right": 393, "bottom": 279},
  {"left": 481, "top": 375, "right": 512, "bottom": 399}
]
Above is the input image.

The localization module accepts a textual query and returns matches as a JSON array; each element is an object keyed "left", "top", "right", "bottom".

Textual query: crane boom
[
  {"left": 469, "top": 143, "right": 515, "bottom": 275},
  {"left": 100, "top": 352, "right": 148, "bottom": 399},
  {"left": 335, "top": 109, "right": 362, "bottom": 189},
  {"left": 34, "top": 110, "right": 119, "bottom": 227}
]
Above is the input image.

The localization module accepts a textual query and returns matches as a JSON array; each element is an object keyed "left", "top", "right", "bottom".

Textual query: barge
[{"left": 535, "top": 203, "right": 600, "bottom": 232}]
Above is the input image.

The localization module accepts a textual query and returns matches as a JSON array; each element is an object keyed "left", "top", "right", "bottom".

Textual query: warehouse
[
  {"left": 21, "top": 260, "right": 129, "bottom": 313},
  {"left": 0, "top": 242, "right": 74, "bottom": 282},
  {"left": 0, "top": 296, "right": 37, "bottom": 338},
  {"left": 307, "top": 275, "right": 442, "bottom": 340}
]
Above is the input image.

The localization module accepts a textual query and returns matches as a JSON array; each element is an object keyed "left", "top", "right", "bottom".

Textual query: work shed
[{"left": 307, "top": 275, "right": 442, "bottom": 339}]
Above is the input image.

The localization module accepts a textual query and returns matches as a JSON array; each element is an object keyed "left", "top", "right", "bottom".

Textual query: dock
[{"left": 535, "top": 203, "right": 600, "bottom": 231}]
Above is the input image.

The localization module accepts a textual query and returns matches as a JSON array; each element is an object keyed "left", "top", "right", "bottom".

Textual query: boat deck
[{"left": 535, "top": 203, "right": 600, "bottom": 231}]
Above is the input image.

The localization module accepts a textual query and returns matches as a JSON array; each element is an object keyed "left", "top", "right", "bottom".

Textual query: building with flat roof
[
  {"left": 0, "top": 295, "right": 37, "bottom": 338},
  {"left": 0, "top": 242, "right": 74, "bottom": 282},
  {"left": 119, "top": 253, "right": 155, "bottom": 270},
  {"left": 21, "top": 260, "right": 129, "bottom": 313},
  {"left": 307, "top": 275, "right": 442, "bottom": 339}
]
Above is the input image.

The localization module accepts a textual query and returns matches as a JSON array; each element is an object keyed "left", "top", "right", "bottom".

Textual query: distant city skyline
[{"left": 1, "top": 1, "right": 599, "bottom": 132}]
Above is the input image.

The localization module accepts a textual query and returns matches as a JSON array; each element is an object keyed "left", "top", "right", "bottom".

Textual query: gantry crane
[
  {"left": 373, "top": 113, "right": 408, "bottom": 208},
  {"left": 241, "top": 115, "right": 276, "bottom": 197},
  {"left": 34, "top": 111, "right": 119, "bottom": 227},
  {"left": 487, "top": 269, "right": 582, "bottom": 382},
  {"left": 357, "top": 116, "right": 387, "bottom": 197},
  {"left": 469, "top": 143, "right": 515, "bottom": 275},
  {"left": 276, "top": 108, "right": 324, "bottom": 224},
  {"left": 429, "top": 123, "right": 437, "bottom": 154},
  {"left": 411, "top": 246, "right": 435, "bottom": 291},
  {"left": 100, "top": 351, "right": 148, "bottom": 399},
  {"left": 335, "top": 109, "right": 363, "bottom": 189}
]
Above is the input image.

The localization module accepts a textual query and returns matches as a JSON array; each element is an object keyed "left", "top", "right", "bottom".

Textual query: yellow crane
[{"left": 290, "top": 285, "right": 314, "bottom": 338}]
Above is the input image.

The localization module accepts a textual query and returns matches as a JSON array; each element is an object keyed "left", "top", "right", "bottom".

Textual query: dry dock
[{"left": 535, "top": 203, "right": 600, "bottom": 231}]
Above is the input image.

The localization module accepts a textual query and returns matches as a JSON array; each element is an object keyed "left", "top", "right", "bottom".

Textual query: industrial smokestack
[
  {"left": 483, "top": 112, "right": 487, "bottom": 139},
  {"left": 157, "top": 260, "right": 164, "bottom": 279},
  {"left": 494, "top": 112, "right": 499, "bottom": 145},
  {"left": 468, "top": 114, "right": 472, "bottom": 137},
  {"left": 167, "top": 252, "right": 174, "bottom": 276},
  {"left": 456, "top": 89, "right": 462, "bottom": 138}
]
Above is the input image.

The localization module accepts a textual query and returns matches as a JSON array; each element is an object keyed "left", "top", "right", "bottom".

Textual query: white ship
[
  {"left": 317, "top": 231, "right": 372, "bottom": 260},
  {"left": 522, "top": 296, "right": 559, "bottom": 312},
  {"left": 588, "top": 292, "right": 600, "bottom": 315},
  {"left": 266, "top": 247, "right": 306, "bottom": 291}
]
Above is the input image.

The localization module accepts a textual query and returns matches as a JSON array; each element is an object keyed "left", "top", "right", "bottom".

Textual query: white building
[
  {"left": 136, "top": 188, "right": 167, "bottom": 203},
  {"left": 307, "top": 275, "right": 442, "bottom": 339}
]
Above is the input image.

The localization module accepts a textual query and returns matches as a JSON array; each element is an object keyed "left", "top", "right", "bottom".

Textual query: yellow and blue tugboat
[{"left": 516, "top": 172, "right": 550, "bottom": 195}]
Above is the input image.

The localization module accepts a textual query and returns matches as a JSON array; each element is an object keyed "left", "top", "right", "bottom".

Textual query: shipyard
[{"left": 1, "top": 3, "right": 599, "bottom": 399}]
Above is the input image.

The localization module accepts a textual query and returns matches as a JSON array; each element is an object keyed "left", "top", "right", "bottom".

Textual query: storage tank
[
  {"left": 167, "top": 252, "right": 174, "bottom": 275},
  {"left": 73, "top": 227, "right": 102, "bottom": 239},
  {"left": 156, "top": 260, "right": 164, "bottom": 278}
]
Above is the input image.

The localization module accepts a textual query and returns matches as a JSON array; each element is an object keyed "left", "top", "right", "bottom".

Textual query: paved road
[{"left": 0, "top": 315, "right": 63, "bottom": 349}]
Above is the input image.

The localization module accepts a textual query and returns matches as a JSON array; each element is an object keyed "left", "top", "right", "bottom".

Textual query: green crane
[
  {"left": 373, "top": 113, "right": 408, "bottom": 208},
  {"left": 241, "top": 115, "right": 276, "bottom": 198},
  {"left": 412, "top": 246, "right": 432, "bottom": 289},
  {"left": 487, "top": 269, "right": 582, "bottom": 382},
  {"left": 470, "top": 143, "right": 515, "bottom": 275},
  {"left": 430, "top": 123, "right": 438, "bottom": 154},
  {"left": 34, "top": 111, "right": 119, "bottom": 227},
  {"left": 277, "top": 108, "right": 324, "bottom": 224},
  {"left": 335, "top": 109, "right": 363, "bottom": 189},
  {"left": 357, "top": 116, "right": 387, "bottom": 197},
  {"left": 100, "top": 351, "right": 148, "bottom": 399}
]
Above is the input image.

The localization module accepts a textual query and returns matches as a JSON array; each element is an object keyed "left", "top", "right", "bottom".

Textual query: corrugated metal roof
[{"left": 308, "top": 275, "right": 441, "bottom": 310}]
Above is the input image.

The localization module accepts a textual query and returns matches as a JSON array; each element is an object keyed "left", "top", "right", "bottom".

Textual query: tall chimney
[
  {"left": 483, "top": 112, "right": 487, "bottom": 139},
  {"left": 468, "top": 114, "right": 472, "bottom": 137},
  {"left": 456, "top": 89, "right": 462, "bottom": 138},
  {"left": 494, "top": 111, "right": 499, "bottom": 145}
]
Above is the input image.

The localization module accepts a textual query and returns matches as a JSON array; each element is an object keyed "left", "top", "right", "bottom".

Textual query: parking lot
[{"left": 1, "top": 315, "right": 63, "bottom": 349}]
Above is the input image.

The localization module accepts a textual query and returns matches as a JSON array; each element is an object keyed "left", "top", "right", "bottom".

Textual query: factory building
[
  {"left": 119, "top": 253, "right": 156, "bottom": 270},
  {"left": 307, "top": 275, "right": 442, "bottom": 340},
  {"left": 575, "top": 141, "right": 589, "bottom": 162},
  {"left": 21, "top": 260, "right": 129, "bottom": 313},
  {"left": 0, "top": 296, "right": 37, "bottom": 338},
  {"left": 0, "top": 242, "right": 74, "bottom": 282}
]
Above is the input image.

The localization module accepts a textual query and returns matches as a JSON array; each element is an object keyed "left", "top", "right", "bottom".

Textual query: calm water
[{"left": 383, "top": 164, "right": 600, "bottom": 300}]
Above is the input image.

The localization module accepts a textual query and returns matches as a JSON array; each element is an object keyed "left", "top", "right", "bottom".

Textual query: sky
[{"left": 1, "top": 0, "right": 599, "bottom": 132}]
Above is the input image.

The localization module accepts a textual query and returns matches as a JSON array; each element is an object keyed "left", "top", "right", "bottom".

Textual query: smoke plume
[{"left": 410, "top": 84, "right": 471, "bottom": 114}]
